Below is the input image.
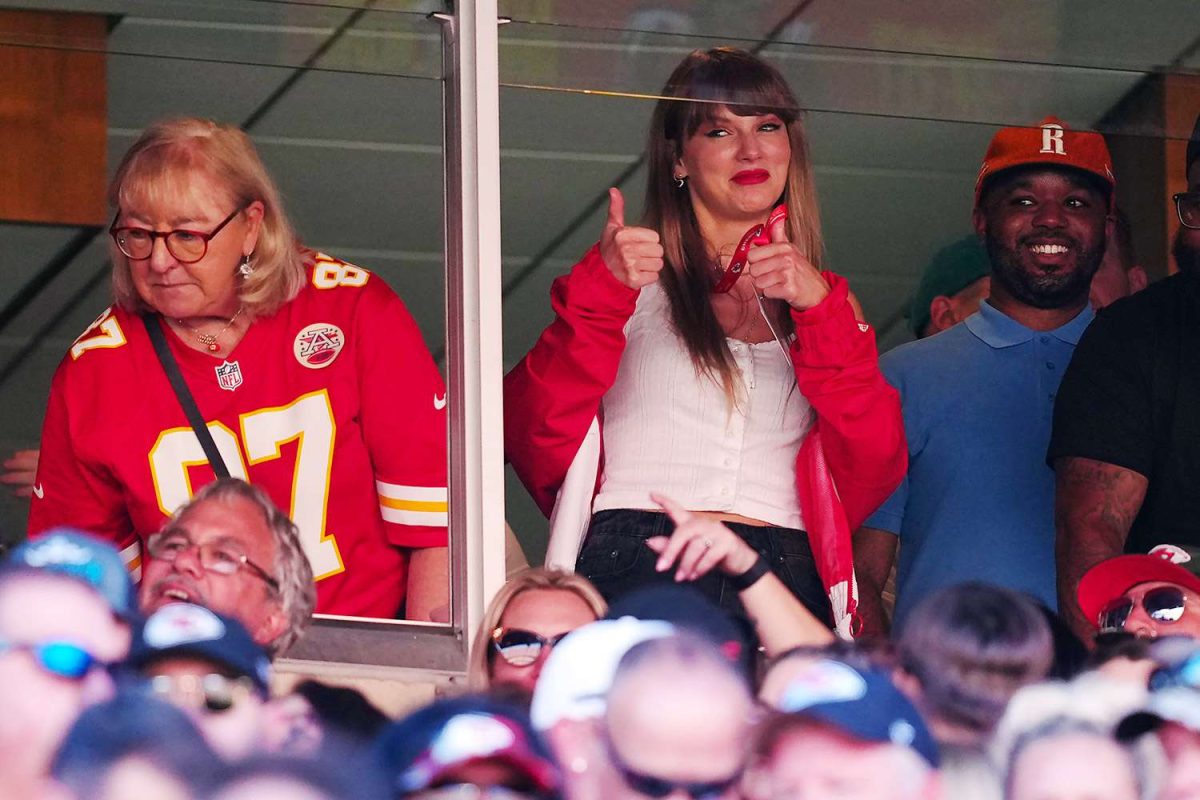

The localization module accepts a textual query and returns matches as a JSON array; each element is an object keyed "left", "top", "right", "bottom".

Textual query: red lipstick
[{"left": 732, "top": 169, "right": 770, "bottom": 185}]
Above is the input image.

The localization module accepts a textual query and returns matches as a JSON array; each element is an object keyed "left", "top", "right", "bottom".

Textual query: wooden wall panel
[
  {"left": 1101, "top": 72, "right": 1200, "bottom": 278},
  {"left": 0, "top": 10, "right": 107, "bottom": 226}
]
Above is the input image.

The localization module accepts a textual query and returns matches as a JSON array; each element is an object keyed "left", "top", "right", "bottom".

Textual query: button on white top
[{"left": 593, "top": 285, "right": 811, "bottom": 529}]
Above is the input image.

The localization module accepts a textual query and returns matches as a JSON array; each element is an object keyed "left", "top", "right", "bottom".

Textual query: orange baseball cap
[{"left": 974, "top": 116, "right": 1115, "bottom": 208}]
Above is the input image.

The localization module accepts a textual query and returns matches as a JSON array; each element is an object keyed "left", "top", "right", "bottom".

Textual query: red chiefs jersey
[{"left": 29, "top": 253, "right": 449, "bottom": 618}]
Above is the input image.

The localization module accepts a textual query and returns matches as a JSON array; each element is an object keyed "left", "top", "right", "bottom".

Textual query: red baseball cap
[
  {"left": 974, "top": 116, "right": 1115, "bottom": 208},
  {"left": 1078, "top": 544, "right": 1200, "bottom": 631}
]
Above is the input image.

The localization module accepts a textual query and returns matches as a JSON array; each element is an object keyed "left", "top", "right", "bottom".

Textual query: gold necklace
[
  {"left": 742, "top": 309, "right": 761, "bottom": 340},
  {"left": 176, "top": 306, "right": 244, "bottom": 353}
]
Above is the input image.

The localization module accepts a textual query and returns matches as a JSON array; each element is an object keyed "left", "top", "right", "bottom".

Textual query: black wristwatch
[{"left": 730, "top": 554, "right": 770, "bottom": 591}]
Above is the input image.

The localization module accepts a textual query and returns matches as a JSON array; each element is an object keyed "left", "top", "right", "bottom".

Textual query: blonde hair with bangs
[
  {"left": 644, "top": 48, "right": 824, "bottom": 406},
  {"left": 108, "top": 117, "right": 306, "bottom": 318},
  {"left": 466, "top": 568, "right": 607, "bottom": 691}
]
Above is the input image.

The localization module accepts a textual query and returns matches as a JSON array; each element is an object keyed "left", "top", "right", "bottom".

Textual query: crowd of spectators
[
  {"left": 5, "top": 39, "right": 1200, "bottom": 800},
  {"left": 14, "top": 523, "right": 1200, "bottom": 800}
]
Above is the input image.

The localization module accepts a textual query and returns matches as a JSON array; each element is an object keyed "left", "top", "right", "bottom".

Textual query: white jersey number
[
  {"left": 148, "top": 390, "right": 343, "bottom": 580},
  {"left": 312, "top": 253, "right": 369, "bottom": 290},
  {"left": 71, "top": 309, "right": 127, "bottom": 360}
]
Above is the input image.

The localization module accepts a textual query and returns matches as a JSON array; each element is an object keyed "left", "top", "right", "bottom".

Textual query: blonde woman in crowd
[{"left": 467, "top": 568, "right": 607, "bottom": 696}]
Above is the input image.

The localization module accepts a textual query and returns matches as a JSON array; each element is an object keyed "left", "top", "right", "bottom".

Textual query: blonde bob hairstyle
[
  {"left": 467, "top": 568, "right": 607, "bottom": 691},
  {"left": 108, "top": 117, "right": 306, "bottom": 318}
]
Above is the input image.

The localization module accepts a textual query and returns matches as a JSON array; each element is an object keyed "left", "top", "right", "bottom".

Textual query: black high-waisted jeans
[{"left": 575, "top": 509, "right": 833, "bottom": 628}]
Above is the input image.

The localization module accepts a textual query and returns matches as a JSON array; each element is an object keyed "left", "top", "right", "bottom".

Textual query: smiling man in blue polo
[{"left": 854, "top": 117, "right": 1113, "bottom": 634}]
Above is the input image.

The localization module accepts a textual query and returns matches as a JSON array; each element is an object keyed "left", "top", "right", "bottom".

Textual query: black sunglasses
[
  {"left": 489, "top": 627, "right": 570, "bottom": 667},
  {"left": 602, "top": 726, "right": 740, "bottom": 800},
  {"left": 1099, "top": 586, "right": 1186, "bottom": 633},
  {"left": 148, "top": 673, "right": 258, "bottom": 713}
]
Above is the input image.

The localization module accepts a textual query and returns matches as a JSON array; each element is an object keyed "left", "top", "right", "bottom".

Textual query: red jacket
[{"left": 504, "top": 245, "right": 905, "bottom": 634}]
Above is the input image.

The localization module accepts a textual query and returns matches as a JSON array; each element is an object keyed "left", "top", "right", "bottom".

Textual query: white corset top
[{"left": 592, "top": 284, "right": 812, "bottom": 529}]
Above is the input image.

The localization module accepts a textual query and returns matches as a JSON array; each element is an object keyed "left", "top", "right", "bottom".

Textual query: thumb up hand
[
  {"left": 599, "top": 188, "right": 665, "bottom": 290},
  {"left": 746, "top": 214, "right": 830, "bottom": 310}
]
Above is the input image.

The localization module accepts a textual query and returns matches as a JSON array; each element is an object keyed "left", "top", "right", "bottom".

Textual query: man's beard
[
  {"left": 1172, "top": 229, "right": 1200, "bottom": 277},
  {"left": 985, "top": 233, "right": 1103, "bottom": 310}
]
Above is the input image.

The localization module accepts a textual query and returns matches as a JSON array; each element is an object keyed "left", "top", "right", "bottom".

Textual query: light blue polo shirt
[{"left": 866, "top": 300, "right": 1094, "bottom": 631}]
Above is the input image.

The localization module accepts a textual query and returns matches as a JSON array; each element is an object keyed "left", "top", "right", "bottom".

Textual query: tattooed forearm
[{"left": 1054, "top": 456, "right": 1149, "bottom": 641}]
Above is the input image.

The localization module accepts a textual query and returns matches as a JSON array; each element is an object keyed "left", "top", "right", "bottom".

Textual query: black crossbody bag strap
[{"left": 142, "top": 314, "right": 230, "bottom": 478}]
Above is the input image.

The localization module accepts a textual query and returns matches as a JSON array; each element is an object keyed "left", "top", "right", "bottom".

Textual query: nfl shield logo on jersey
[{"left": 215, "top": 360, "right": 243, "bottom": 392}]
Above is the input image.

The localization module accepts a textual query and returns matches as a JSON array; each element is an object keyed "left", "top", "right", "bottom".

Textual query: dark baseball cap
[
  {"left": 7, "top": 529, "right": 137, "bottom": 620},
  {"left": 779, "top": 658, "right": 940, "bottom": 768},
  {"left": 907, "top": 236, "right": 991, "bottom": 338},
  {"left": 605, "top": 584, "right": 755, "bottom": 677},
  {"left": 128, "top": 603, "right": 272, "bottom": 693},
  {"left": 376, "top": 695, "right": 561, "bottom": 798}
]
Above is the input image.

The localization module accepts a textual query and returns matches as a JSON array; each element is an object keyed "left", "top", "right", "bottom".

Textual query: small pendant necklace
[{"left": 177, "top": 306, "right": 244, "bottom": 353}]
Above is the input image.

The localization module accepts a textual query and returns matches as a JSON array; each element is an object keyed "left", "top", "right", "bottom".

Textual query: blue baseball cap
[
  {"left": 779, "top": 658, "right": 940, "bottom": 768},
  {"left": 6, "top": 529, "right": 136, "bottom": 620},
  {"left": 129, "top": 603, "right": 272, "bottom": 693}
]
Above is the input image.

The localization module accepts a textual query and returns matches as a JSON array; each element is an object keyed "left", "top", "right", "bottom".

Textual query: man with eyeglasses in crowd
[
  {"left": 1053, "top": 112, "right": 1200, "bottom": 642},
  {"left": 602, "top": 633, "right": 754, "bottom": 800},
  {"left": 139, "top": 477, "right": 316, "bottom": 656},
  {"left": 1077, "top": 544, "right": 1200, "bottom": 641},
  {"left": 0, "top": 530, "right": 135, "bottom": 797},
  {"left": 126, "top": 602, "right": 276, "bottom": 760}
]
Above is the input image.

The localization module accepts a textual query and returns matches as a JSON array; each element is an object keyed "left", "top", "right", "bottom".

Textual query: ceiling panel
[
  {"left": 0, "top": 224, "right": 92, "bottom": 313},
  {"left": 498, "top": 24, "right": 1148, "bottom": 134},
  {"left": 108, "top": 53, "right": 295, "bottom": 130},
  {"left": 258, "top": 141, "right": 444, "bottom": 252},
  {"left": 498, "top": 0, "right": 1200, "bottom": 74},
  {"left": 250, "top": 70, "right": 442, "bottom": 143}
]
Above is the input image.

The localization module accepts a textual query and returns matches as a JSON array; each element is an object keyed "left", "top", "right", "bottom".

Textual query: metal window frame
[{"left": 280, "top": 0, "right": 507, "bottom": 676}]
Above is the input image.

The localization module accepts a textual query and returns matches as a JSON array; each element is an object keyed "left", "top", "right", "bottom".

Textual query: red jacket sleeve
[
  {"left": 790, "top": 272, "right": 907, "bottom": 530},
  {"left": 503, "top": 245, "right": 638, "bottom": 516}
]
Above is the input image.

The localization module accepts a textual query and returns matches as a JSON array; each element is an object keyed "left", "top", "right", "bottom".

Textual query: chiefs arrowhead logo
[{"left": 294, "top": 323, "right": 345, "bottom": 370}]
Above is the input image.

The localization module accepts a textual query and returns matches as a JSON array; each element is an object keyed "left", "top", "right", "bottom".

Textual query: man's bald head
[{"left": 604, "top": 635, "right": 753, "bottom": 799}]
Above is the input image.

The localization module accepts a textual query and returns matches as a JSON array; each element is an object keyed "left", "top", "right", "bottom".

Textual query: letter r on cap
[{"left": 1040, "top": 124, "right": 1065, "bottom": 155}]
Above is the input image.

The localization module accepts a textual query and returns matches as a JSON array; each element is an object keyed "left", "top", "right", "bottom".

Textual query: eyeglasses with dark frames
[
  {"left": 600, "top": 724, "right": 741, "bottom": 800},
  {"left": 489, "top": 627, "right": 571, "bottom": 667},
  {"left": 1174, "top": 192, "right": 1200, "bottom": 231},
  {"left": 1098, "top": 585, "right": 1186, "bottom": 633},
  {"left": 146, "top": 529, "right": 280, "bottom": 591},
  {"left": 148, "top": 672, "right": 259, "bottom": 713},
  {"left": 109, "top": 205, "right": 246, "bottom": 263}
]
